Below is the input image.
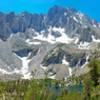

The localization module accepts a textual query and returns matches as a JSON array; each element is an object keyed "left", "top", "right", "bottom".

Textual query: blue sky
[{"left": 0, "top": 0, "right": 99, "bottom": 22}]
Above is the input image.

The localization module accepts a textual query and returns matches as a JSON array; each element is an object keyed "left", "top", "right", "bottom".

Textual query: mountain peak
[
  {"left": 48, "top": 5, "right": 77, "bottom": 15},
  {"left": 0, "top": 6, "right": 99, "bottom": 41}
]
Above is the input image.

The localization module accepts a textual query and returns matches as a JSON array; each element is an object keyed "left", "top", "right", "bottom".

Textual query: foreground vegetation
[{"left": 0, "top": 58, "right": 99, "bottom": 100}]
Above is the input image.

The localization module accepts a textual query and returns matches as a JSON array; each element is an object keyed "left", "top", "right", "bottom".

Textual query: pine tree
[{"left": 88, "top": 58, "right": 99, "bottom": 86}]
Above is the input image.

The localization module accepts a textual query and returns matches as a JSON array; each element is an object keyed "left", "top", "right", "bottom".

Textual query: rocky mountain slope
[{"left": 0, "top": 6, "right": 100, "bottom": 80}]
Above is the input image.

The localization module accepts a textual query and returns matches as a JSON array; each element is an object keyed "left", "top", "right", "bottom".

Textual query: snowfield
[
  {"left": 0, "top": 53, "right": 33, "bottom": 80},
  {"left": 62, "top": 56, "right": 72, "bottom": 76},
  {"left": 33, "top": 27, "right": 74, "bottom": 44}
]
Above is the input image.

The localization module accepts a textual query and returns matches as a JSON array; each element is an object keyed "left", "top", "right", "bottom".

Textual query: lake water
[
  {"left": 47, "top": 82, "right": 83, "bottom": 96},
  {"left": 66, "top": 84, "right": 83, "bottom": 93}
]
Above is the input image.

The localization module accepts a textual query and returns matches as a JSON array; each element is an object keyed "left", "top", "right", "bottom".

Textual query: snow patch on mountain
[
  {"left": 52, "top": 27, "right": 65, "bottom": 33},
  {"left": 26, "top": 39, "right": 41, "bottom": 45},
  {"left": 56, "top": 32, "right": 73, "bottom": 44},
  {"left": 73, "top": 16, "right": 78, "bottom": 23},
  {"left": 62, "top": 56, "right": 72, "bottom": 76},
  {"left": 78, "top": 42, "right": 90, "bottom": 49},
  {"left": 0, "top": 67, "right": 21, "bottom": 75},
  {"left": 33, "top": 27, "right": 74, "bottom": 44},
  {"left": 13, "top": 53, "right": 32, "bottom": 79},
  {"left": 93, "top": 24, "right": 97, "bottom": 28},
  {"left": 62, "top": 56, "right": 69, "bottom": 66},
  {"left": 74, "top": 37, "right": 79, "bottom": 44},
  {"left": 81, "top": 55, "right": 89, "bottom": 68},
  {"left": 34, "top": 32, "right": 55, "bottom": 44},
  {"left": 48, "top": 75, "right": 55, "bottom": 79},
  {"left": 20, "top": 57, "right": 32, "bottom": 79},
  {"left": 40, "top": 65, "right": 47, "bottom": 71},
  {"left": 92, "top": 35, "right": 100, "bottom": 43},
  {"left": 0, "top": 68, "right": 12, "bottom": 74},
  {"left": 64, "top": 12, "right": 67, "bottom": 16},
  {"left": 92, "top": 20, "right": 97, "bottom": 28}
]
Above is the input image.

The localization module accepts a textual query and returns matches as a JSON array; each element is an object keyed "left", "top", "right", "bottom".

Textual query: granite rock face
[
  {"left": 0, "top": 6, "right": 99, "bottom": 80},
  {"left": 0, "top": 6, "right": 100, "bottom": 42}
]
